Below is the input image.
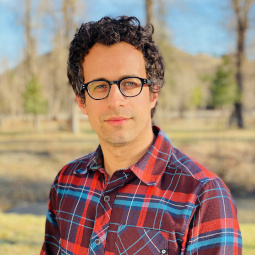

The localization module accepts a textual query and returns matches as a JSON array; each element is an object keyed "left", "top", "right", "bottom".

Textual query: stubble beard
[
  {"left": 99, "top": 117, "right": 152, "bottom": 148},
  {"left": 98, "top": 108, "right": 137, "bottom": 146},
  {"left": 95, "top": 107, "right": 152, "bottom": 147},
  {"left": 99, "top": 120, "right": 135, "bottom": 147}
]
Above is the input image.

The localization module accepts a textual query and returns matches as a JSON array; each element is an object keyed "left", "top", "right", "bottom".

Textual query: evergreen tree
[
  {"left": 191, "top": 85, "right": 203, "bottom": 109},
  {"left": 23, "top": 75, "right": 48, "bottom": 127},
  {"left": 208, "top": 56, "right": 236, "bottom": 109}
]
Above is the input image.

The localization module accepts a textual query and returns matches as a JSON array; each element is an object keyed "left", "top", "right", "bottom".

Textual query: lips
[
  {"left": 105, "top": 116, "right": 130, "bottom": 125},
  {"left": 107, "top": 117, "right": 128, "bottom": 121}
]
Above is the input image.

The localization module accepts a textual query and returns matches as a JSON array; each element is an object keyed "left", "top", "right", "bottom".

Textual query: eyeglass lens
[{"left": 87, "top": 77, "right": 143, "bottom": 99}]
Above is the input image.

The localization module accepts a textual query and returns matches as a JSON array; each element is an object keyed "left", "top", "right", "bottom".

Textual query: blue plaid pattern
[{"left": 41, "top": 126, "right": 242, "bottom": 254}]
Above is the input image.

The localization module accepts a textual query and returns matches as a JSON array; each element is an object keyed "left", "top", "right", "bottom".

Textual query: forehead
[{"left": 82, "top": 42, "right": 146, "bottom": 81}]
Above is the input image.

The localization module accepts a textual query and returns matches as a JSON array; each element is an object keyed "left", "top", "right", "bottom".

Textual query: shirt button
[
  {"left": 95, "top": 238, "right": 101, "bottom": 245},
  {"left": 104, "top": 195, "right": 110, "bottom": 202}
]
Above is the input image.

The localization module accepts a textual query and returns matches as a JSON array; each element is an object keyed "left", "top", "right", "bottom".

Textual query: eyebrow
[{"left": 88, "top": 75, "right": 141, "bottom": 82}]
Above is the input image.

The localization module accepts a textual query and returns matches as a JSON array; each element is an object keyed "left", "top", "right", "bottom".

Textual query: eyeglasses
[{"left": 81, "top": 76, "right": 152, "bottom": 100}]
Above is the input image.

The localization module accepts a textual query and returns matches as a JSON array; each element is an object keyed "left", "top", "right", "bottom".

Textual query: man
[{"left": 41, "top": 16, "right": 242, "bottom": 255}]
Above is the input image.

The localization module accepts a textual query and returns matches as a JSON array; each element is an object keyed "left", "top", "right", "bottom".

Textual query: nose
[{"left": 106, "top": 84, "right": 126, "bottom": 108}]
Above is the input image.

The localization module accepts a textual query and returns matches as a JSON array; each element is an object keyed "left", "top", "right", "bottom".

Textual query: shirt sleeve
[
  {"left": 40, "top": 177, "right": 61, "bottom": 255},
  {"left": 183, "top": 178, "right": 242, "bottom": 254}
]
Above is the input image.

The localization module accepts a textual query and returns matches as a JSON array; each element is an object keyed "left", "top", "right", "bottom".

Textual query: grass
[
  {"left": 0, "top": 116, "right": 254, "bottom": 254},
  {"left": 0, "top": 213, "right": 45, "bottom": 255},
  {"left": 0, "top": 213, "right": 254, "bottom": 254},
  {"left": 241, "top": 224, "right": 255, "bottom": 255}
]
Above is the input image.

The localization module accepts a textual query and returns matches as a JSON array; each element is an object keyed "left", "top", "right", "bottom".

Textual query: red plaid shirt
[{"left": 41, "top": 126, "right": 242, "bottom": 254}]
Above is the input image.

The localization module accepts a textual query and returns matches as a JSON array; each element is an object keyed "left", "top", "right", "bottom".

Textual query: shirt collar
[
  {"left": 80, "top": 126, "right": 173, "bottom": 186},
  {"left": 130, "top": 126, "right": 173, "bottom": 186},
  {"left": 89, "top": 146, "right": 104, "bottom": 170}
]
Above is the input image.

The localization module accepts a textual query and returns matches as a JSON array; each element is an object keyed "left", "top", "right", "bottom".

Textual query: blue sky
[
  {"left": 86, "top": 0, "right": 236, "bottom": 56},
  {"left": 0, "top": 0, "right": 253, "bottom": 72}
]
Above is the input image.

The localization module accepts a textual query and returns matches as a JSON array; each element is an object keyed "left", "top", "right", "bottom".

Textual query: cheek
[
  {"left": 85, "top": 103, "right": 103, "bottom": 125},
  {"left": 86, "top": 111, "right": 100, "bottom": 132}
]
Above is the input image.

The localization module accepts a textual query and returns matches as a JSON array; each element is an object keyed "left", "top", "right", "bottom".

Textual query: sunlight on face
[{"left": 78, "top": 42, "right": 158, "bottom": 147}]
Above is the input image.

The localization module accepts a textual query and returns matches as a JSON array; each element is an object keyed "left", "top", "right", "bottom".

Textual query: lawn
[
  {"left": 0, "top": 116, "right": 254, "bottom": 254},
  {"left": 0, "top": 213, "right": 254, "bottom": 254},
  {"left": 0, "top": 213, "right": 45, "bottom": 255},
  {"left": 0, "top": 117, "right": 254, "bottom": 211}
]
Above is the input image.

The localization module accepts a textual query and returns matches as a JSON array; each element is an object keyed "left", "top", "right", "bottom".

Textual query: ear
[
  {"left": 150, "top": 92, "right": 158, "bottom": 109},
  {"left": 76, "top": 96, "right": 87, "bottom": 115}
]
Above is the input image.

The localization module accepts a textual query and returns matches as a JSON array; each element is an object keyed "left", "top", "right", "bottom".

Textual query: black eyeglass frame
[{"left": 81, "top": 76, "right": 153, "bottom": 100}]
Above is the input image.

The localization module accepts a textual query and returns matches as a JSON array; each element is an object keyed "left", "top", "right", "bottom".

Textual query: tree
[
  {"left": 146, "top": 0, "right": 153, "bottom": 24},
  {"left": 61, "top": 0, "right": 83, "bottom": 133},
  {"left": 24, "top": 0, "right": 36, "bottom": 77},
  {"left": 231, "top": 0, "right": 255, "bottom": 128},
  {"left": 23, "top": 75, "right": 48, "bottom": 128},
  {"left": 191, "top": 85, "right": 203, "bottom": 110},
  {"left": 145, "top": 0, "right": 167, "bottom": 27},
  {"left": 208, "top": 56, "right": 236, "bottom": 109},
  {"left": 144, "top": 0, "right": 176, "bottom": 120},
  {"left": 39, "top": 0, "right": 84, "bottom": 132}
]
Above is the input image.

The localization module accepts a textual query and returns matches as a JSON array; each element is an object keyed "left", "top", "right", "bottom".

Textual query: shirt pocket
[{"left": 115, "top": 225, "right": 169, "bottom": 255}]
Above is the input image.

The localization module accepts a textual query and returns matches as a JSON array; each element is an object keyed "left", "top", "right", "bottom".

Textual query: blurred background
[{"left": 0, "top": 0, "right": 254, "bottom": 254}]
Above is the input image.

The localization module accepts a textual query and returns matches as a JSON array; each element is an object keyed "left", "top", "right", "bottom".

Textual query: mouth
[{"left": 105, "top": 116, "right": 130, "bottom": 125}]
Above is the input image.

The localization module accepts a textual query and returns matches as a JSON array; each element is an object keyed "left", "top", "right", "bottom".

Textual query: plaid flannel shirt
[{"left": 41, "top": 126, "right": 242, "bottom": 255}]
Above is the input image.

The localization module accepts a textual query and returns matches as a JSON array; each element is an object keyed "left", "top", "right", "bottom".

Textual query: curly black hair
[{"left": 67, "top": 16, "right": 165, "bottom": 116}]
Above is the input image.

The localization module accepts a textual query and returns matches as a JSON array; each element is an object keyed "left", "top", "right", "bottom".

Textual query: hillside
[{"left": 0, "top": 45, "right": 254, "bottom": 117}]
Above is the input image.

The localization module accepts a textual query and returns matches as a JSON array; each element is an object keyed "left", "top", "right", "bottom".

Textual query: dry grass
[
  {"left": 0, "top": 213, "right": 45, "bottom": 255},
  {"left": 0, "top": 116, "right": 254, "bottom": 213},
  {"left": 241, "top": 224, "right": 255, "bottom": 255},
  {"left": 0, "top": 116, "right": 254, "bottom": 254}
]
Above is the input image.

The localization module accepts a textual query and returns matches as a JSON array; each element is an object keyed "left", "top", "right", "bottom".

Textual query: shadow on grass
[
  {"left": 0, "top": 177, "right": 51, "bottom": 212},
  {"left": 0, "top": 239, "right": 41, "bottom": 247},
  {"left": 243, "top": 244, "right": 255, "bottom": 251}
]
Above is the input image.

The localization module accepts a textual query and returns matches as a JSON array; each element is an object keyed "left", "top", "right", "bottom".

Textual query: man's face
[{"left": 78, "top": 42, "right": 158, "bottom": 147}]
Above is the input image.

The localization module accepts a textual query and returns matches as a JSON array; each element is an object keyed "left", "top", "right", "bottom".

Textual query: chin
[{"left": 103, "top": 133, "right": 134, "bottom": 146}]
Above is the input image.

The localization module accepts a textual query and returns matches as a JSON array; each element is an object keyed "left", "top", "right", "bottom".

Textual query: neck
[{"left": 99, "top": 127, "right": 155, "bottom": 177}]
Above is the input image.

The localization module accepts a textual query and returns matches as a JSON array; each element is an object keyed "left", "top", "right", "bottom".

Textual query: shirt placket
[{"left": 89, "top": 170, "right": 129, "bottom": 255}]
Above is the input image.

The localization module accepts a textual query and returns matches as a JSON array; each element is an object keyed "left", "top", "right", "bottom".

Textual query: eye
[
  {"left": 125, "top": 81, "right": 136, "bottom": 86},
  {"left": 95, "top": 84, "right": 108, "bottom": 89},
  {"left": 89, "top": 81, "right": 109, "bottom": 91},
  {"left": 122, "top": 78, "right": 141, "bottom": 89}
]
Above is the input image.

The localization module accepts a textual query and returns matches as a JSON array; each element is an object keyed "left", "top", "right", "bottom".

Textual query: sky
[{"left": 0, "top": 0, "right": 254, "bottom": 72}]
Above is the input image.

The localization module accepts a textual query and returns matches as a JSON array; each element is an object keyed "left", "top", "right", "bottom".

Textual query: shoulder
[
  {"left": 161, "top": 146, "right": 231, "bottom": 199},
  {"left": 153, "top": 126, "right": 226, "bottom": 193},
  {"left": 169, "top": 147, "right": 222, "bottom": 184},
  {"left": 54, "top": 151, "right": 95, "bottom": 183}
]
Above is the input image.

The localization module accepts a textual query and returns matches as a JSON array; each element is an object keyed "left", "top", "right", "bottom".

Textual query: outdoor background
[{"left": 0, "top": 0, "right": 255, "bottom": 254}]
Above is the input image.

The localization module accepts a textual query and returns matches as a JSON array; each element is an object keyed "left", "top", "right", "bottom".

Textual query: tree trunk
[
  {"left": 235, "top": 26, "right": 245, "bottom": 128},
  {"left": 231, "top": 0, "right": 253, "bottom": 128},
  {"left": 25, "top": 0, "right": 36, "bottom": 77},
  {"left": 34, "top": 114, "right": 41, "bottom": 132},
  {"left": 62, "top": 0, "right": 80, "bottom": 133},
  {"left": 146, "top": 0, "right": 153, "bottom": 24}
]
